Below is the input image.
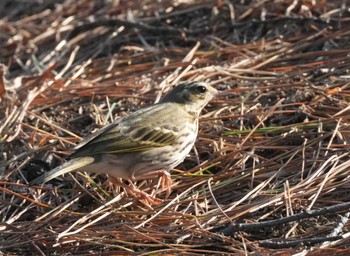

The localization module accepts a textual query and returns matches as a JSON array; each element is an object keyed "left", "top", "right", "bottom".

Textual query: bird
[{"left": 30, "top": 81, "right": 217, "bottom": 204}]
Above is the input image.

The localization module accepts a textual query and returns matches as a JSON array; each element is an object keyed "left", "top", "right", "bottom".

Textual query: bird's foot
[
  {"left": 108, "top": 176, "right": 163, "bottom": 205},
  {"left": 136, "top": 170, "right": 172, "bottom": 198}
]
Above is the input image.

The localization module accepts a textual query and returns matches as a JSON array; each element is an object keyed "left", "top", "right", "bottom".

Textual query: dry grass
[{"left": 1, "top": 0, "right": 350, "bottom": 255}]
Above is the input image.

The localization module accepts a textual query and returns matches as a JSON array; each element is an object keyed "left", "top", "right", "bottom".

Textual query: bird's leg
[
  {"left": 135, "top": 170, "right": 172, "bottom": 198},
  {"left": 108, "top": 176, "right": 163, "bottom": 205}
]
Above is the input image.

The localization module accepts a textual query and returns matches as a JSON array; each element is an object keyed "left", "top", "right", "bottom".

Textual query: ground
[{"left": 1, "top": 0, "right": 350, "bottom": 255}]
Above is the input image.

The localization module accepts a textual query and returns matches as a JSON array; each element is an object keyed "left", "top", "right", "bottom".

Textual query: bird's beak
[{"left": 208, "top": 85, "right": 219, "bottom": 96}]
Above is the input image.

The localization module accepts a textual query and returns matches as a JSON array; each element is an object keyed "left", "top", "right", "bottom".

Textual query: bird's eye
[{"left": 196, "top": 85, "right": 207, "bottom": 93}]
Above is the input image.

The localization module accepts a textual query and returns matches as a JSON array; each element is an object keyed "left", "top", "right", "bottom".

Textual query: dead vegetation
[{"left": 1, "top": 0, "right": 350, "bottom": 255}]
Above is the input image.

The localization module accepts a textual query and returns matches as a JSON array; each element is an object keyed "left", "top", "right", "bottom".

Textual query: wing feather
[{"left": 71, "top": 105, "right": 181, "bottom": 158}]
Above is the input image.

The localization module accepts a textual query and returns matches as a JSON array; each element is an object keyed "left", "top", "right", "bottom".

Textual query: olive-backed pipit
[{"left": 31, "top": 81, "right": 217, "bottom": 203}]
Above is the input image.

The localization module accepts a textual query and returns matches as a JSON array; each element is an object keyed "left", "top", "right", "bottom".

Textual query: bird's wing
[
  {"left": 74, "top": 118, "right": 123, "bottom": 150},
  {"left": 71, "top": 105, "right": 181, "bottom": 157}
]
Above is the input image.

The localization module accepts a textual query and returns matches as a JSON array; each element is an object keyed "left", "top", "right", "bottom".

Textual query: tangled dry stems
[{"left": 1, "top": 0, "right": 350, "bottom": 254}]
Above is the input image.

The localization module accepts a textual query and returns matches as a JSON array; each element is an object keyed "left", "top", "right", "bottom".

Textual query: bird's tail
[{"left": 30, "top": 156, "right": 95, "bottom": 185}]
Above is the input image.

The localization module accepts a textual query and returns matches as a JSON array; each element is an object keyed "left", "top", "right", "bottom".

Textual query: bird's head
[{"left": 159, "top": 81, "right": 217, "bottom": 114}]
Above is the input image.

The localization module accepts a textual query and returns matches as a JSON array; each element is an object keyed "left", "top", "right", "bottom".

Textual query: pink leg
[
  {"left": 108, "top": 176, "right": 163, "bottom": 205},
  {"left": 135, "top": 170, "right": 172, "bottom": 198}
]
